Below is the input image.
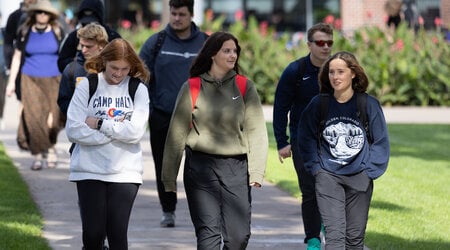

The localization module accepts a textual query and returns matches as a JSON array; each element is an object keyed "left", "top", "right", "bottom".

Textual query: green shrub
[{"left": 121, "top": 18, "right": 450, "bottom": 106}]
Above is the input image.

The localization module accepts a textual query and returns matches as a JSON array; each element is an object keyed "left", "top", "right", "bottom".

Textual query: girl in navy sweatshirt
[{"left": 298, "top": 51, "right": 390, "bottom": 249}]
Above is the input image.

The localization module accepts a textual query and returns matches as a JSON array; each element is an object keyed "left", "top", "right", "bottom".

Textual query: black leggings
[{"left": 76, "top": 180, "right": 139, "bottom": 250}]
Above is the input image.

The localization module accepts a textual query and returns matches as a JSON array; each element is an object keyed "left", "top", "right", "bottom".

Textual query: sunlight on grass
[
  {"left": 265, "top": 123, "right": 450, "bottom": 250},
  {"left": 0, "top": 144, "right": 50, "bottom": 250}
]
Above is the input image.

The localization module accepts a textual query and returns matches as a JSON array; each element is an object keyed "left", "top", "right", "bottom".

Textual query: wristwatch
[{"left": 97, "top": 118, "right": 103, "bottom": 130}]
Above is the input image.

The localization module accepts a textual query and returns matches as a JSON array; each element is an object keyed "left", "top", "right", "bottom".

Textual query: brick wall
[
  {"left": 341, "top": 0, "right": 389, "bottom": 34},
  {"left": 340, "top": 0, "right": 449, "bottom": 33},
  {"left": 442, "top": 0, "right": 450, "bottom": 29}
]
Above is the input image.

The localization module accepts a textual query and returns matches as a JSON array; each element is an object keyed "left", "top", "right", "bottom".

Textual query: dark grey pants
[
  {"left": 149, "top": 108, "right": 177, "bottom": 212},
  {"left": 291, "top": 139, "right": 322, "bottom": 242},
  {"left": 315, "top": 169, "right": 373, "bottom": 250},
  {"left": 184, "top": 148, "right": 251, "bottom": 250}
]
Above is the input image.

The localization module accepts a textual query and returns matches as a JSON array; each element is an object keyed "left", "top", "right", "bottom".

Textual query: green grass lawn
[
  {"left": 0, "top": 146, "right": 51, "bottom": 249},
  {"left": 1, "top": 124, "right": 449, "bottom": 249},
  {"left": 266, "top": 123, "right": 450, "bottom": 250}
]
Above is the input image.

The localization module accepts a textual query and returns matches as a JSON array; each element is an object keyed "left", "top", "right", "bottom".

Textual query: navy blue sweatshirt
[
  {"left": 273, "top": 54, "right": 320, "bottom": 149},
  {"left": 139, "top": 23, "right": 207, "bottom": 114},
  {"left": 298, "top": 93, "right": 390, "bottom": 179}
]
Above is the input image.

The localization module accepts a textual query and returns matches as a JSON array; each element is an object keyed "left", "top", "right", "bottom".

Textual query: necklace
[{"left": 34, "top": 25, "right": 48, "bottom": 34}]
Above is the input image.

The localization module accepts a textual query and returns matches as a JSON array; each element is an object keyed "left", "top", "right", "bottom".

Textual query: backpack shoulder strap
[
  {"left": 235, "top": 74, "right": 247, "bottom": 98},
  {"left": 189, "top": 77, "right": 201, "bottom": 111},
  {"left": 149, "top": 30, "right": 167, "bottom": 86},
  {"left": 318, "top": 93, "right": 330, "bottom": 151},
  {"left": 189, "top": 75, "right": 247, "bottom": 111},
  {"left": 128, "top": 77, "right": 142, "bottom": 103},
  {"left": 87, "top": 74, "right": 98, "bottom": 105},
  {"left": 87, "top": 75, "right": 142, "bottom": 106},
  {"left": 154, "top": 30, "right": 166, "bottom": 58},
  {"left": 67, "top": 60, "right": 77, "bottom": 85},
  {"left": 356, "top": 93, "right": 372, "bottom": 144},
  {"left": 297, "top": 56, "right": 307, "bottom": 86}
]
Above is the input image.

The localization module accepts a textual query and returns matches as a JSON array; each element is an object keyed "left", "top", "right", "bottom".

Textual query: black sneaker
[{"left": 160, "top": 212, "right": 175, "bottom": 227}]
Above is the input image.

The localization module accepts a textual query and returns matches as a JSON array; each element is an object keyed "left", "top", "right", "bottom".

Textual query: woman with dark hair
[
  {"left": 6, "top": 0, "right": 65, "bottom": 170},
  {"left": 298, "top": 51, "right": 390, "bottom": 249},
  {"left": 162, "top": 31, "right": 268, "bottom": 249},
  {"left": 65, "top": 38, "right": 149, "bottom": 249}
]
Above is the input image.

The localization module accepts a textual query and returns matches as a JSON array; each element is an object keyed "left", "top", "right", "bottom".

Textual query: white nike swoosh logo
[
  {"left": 232, "top": 96, "right": 240, "bottom": 100},
  {"left": 302, "top": 76, "right": 311, "bottom": 80}
]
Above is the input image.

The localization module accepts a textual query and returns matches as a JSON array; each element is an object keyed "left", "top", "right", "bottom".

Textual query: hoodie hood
[
  {"left": 201, "top": 70, "right": 237, "bottom": 87},
  {"left": 76, "top": 0, "right": 105, "bottom": 25}
]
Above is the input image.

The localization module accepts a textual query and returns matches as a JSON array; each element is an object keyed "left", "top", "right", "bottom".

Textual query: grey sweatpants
[
  {"left": 183, "top": 147, "right": 251, "bottom": 250},
  {"left": 315, "top": 169, "right": 373, "bottom": 250}
]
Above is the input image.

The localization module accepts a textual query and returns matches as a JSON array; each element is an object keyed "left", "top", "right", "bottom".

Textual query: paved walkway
[
  {"left": 2, "top": 96, "right": 449, "bottom": 249},
  {"left": 0, "top": 97, "right": 305, "bottom": 250}
]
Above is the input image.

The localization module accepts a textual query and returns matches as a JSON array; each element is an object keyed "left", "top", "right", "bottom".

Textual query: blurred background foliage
[{"left": 120, "top": 17, "right": 450, "bottom": 106}]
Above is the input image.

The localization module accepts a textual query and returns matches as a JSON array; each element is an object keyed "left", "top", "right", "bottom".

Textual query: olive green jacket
[{"left": 162, "top": 71, "right": 268, "bottom": 192}]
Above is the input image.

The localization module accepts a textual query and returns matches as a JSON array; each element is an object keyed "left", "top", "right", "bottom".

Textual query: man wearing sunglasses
[{"left": 273, "top": 22, "right": 333, "bottom": 250}]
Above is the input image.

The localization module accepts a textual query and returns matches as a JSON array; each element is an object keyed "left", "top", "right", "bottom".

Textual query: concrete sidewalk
[
  {"left": 2, "top": 95, "right": 448, "bottom": 249},
  {"left": 0, "top": 97, "right": 306, "bottom": 249}
]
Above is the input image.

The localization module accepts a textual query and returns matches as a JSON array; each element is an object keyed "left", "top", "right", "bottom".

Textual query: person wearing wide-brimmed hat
[{"left": 6, "top": 0, "right": 66, "bottom": 171}]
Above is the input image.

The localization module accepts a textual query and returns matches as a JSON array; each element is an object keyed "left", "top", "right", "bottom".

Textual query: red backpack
[{"left": 188, "top": 74, "right": 247, "bottom": 110}]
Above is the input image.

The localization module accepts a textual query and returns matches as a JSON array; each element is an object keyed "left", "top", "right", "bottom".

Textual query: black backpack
[
  {"left": 317, "top": 93, "right": 372, "bottom": 151},
  {"left": 86, "top": 74, "right": 142, "bottom": 104}
]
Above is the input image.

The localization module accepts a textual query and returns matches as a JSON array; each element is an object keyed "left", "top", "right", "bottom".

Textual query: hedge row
[{"left": 121, "top": 17, "right": 449, "bottom": 106}]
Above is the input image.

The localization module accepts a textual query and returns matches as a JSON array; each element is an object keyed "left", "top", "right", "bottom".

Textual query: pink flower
[
  {"left": 434, "top": 17, "right": 442, "bottom": 27},
  {"left": 432, "top": 36, "right": 439, "bottom": 44},
  {"left": 121, "top": 20, "right": 132, "bottom": 29},
  {"left": 418, "top": 16, "right": 424, "bottom": 25},
  {"left": 151, "top": 20, "right": 160, "bottom": 30},
  {"left": 396, "top": 39, "right": 404, "bottom": 50},
  {"left": 334, "top": 18, "right": 342, "bottom": 30},
  {"left": 260, "top": 21, "right": 268, "bottom": 36},
  {"left": 206, "top": 9, "right": 214, "bottom": 22},
  {"left": 324, "top": 15, "right": 334, "bottom": 24},
  {"left": 235, "top": 10, "right": 244, "bottom": 21},
  {"left": 366, "top": 11, "right": 373, "bottom": 19}
]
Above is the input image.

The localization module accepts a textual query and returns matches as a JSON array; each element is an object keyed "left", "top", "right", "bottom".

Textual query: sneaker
[
  {"left": 160, "top": 212, "right": 175, "bottom": 227},
  {"left": 321, "top": 224, "right": 326, "bottom": 245},
  {"left": 307, "top": 238, "right": 321, "bottom": 250}
]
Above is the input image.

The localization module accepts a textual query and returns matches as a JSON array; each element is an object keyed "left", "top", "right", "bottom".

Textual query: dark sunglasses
[
  {"left": 311, "top": 40, "right": 334, "bottom": 47},
  {"left": 35, "top": 11, "right": 50, "bottom": 15}
]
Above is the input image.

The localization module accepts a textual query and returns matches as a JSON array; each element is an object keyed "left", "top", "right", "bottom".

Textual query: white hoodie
[{"left": 66, "top": 73, "right": 149, "bottom": 183}]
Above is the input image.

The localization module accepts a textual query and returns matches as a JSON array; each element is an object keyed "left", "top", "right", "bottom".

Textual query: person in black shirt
[{"left": 57, "top": 0, "right": 121, "bottom": 73}]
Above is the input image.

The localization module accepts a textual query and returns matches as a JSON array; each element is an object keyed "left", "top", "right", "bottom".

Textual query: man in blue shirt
[
  {"left": 139, "top": 0, "right": 208, "bottom": 228},
  {"left": 272, "top": 22, "right": 333, "bottom": 250}
]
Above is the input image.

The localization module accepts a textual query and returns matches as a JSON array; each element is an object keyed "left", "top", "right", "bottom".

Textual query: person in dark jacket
[
  {"left": 57, "top": 0, "right": 120, "bottom": 73},
  {"left": 298, "top": 51, "right": 390, "bottom": 249},
  {"left": 139, "top": 0, "right": 208, "bottom": 228},
  {"left": 272, "top": 22, "right": 333, "bottom": 250},
  {"left": 58, "top": 23, "right": 109, "bottom": 115}
]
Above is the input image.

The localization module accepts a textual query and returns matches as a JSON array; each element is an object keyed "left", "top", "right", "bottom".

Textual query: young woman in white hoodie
[{"left": 65, "top": 38, "right": 150, "bottom": 249}]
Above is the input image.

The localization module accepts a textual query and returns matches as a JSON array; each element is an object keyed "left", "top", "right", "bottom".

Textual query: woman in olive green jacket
[{"left": 162, "top": 31, "right": 268, "bottom": 250}]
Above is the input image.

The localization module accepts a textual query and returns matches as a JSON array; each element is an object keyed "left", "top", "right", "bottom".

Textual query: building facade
[{"left": 145, "top": 0, "right": 446, "bottom": 33}]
